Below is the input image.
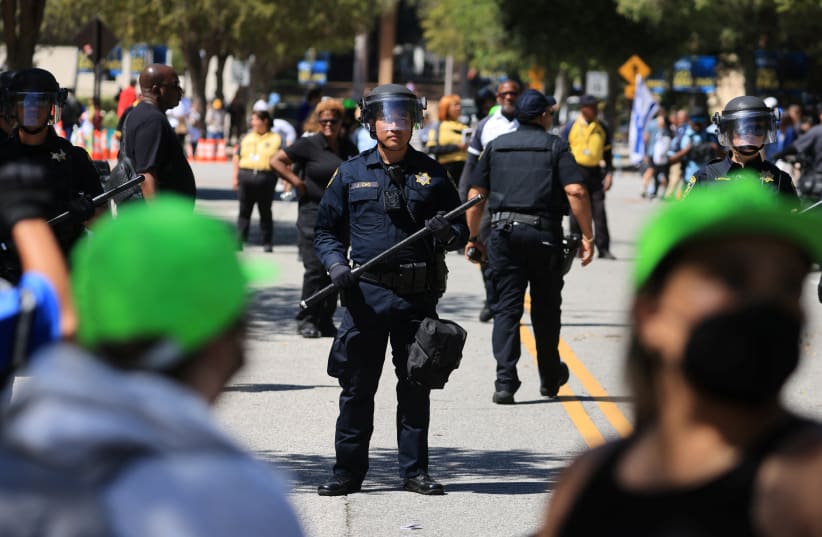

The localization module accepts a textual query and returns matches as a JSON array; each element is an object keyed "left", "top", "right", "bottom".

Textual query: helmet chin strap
[
  {"left": 734, "top": 145, "right": 762, "bottom": 157},
  {"left": 19, "top": 123, "right": 49, "bottom": 136}
]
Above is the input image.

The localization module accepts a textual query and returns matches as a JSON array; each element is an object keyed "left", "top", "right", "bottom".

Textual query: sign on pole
[
  {"left": 585, "top": 71, "right": 609, "bottom": 98},
  {"left": 619, "top": 54, "right": 651, "bottom": 100}
]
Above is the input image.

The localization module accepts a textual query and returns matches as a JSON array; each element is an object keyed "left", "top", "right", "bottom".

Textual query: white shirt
[{"left": 467, "top": 109, "right": 519, "bottom": 156}]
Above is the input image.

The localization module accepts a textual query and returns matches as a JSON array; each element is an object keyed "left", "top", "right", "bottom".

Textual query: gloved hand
[
  {"left": 68, "top": 194, "right": 96, "bottom": 222},
  {"left": 425, "top": 212, "right": 455, "bottom": 244},
  {"left": 0, "top": 162, "right": 54, "bottom": 229},
  {"left": 329, "top": 263, "right": 356, "bottom": 289}
]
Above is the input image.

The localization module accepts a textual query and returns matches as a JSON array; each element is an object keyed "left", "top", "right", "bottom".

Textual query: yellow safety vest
[
  {"left": 567, "top": 116, "right": 609, "bottom": 167},
  {"left": 236, "top": 131, "right": 282, "bottom": 171}
]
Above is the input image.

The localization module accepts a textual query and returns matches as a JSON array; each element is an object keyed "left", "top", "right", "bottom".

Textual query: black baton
[
  {"left": 48, "top": 175, "right": 145, "bottom": 226},
  {"left": 300, "top": 194, "right": 485, "bottom": 311}
]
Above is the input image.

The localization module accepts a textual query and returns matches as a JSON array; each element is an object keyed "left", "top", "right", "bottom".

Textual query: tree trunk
[
  {"left": 2, "top": 0, "right": 46, "bottom": 69},
  {"left": 184, "top": 44, "right": 208, "bottom": 114},
  {"left": 214, "top": 53, "right": 228, "bottom": 100}
]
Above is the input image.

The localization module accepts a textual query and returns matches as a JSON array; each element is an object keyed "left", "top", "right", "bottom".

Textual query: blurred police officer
[
  {"left": 687, "top": 96, "right": 797, "bottom": 200},
  {"left": 562, "top": 94, "right": 616, "bottom": 259},
  {"left": 466, "top": 89, "right": 595, "bottom": 404},
  {"left": 314, "top": 84, "right": 468, "bottom": 496},
  {"left": 0, "top": 68, "right": 102, "bottom": 283}
]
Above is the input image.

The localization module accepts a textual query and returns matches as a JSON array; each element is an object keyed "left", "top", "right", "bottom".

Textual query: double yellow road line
[{"left": 520, "top": 299, "right": 632, "bottom": 447}]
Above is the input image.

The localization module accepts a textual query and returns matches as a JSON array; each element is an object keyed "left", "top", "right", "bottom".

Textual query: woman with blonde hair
[
  {"left": 426, "top": 94, "right": 469, "bottom": 181},
  {"left": 271, "top": 98, "right": 358, "bottom": 338}
]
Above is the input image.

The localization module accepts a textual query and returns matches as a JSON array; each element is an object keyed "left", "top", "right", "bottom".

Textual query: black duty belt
[
  {"left": 491, "top": 211, "right": 559, "bottom": 231},
  {"left": 358, "top": 262, "right": 430, "bottom": 295},
  {"left": 239, "top": 168, "right": 275, "bottom": 176}
]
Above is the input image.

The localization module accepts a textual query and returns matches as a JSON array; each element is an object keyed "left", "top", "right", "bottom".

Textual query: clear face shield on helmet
[
  {"left": 361, "top": 95, "right": 425, "bottom": 135},
  {"left": 714, "top": 110, "right": 777, "bottom": 150},
  {"left": 14, "top": 91, "right": 62, "bottom": 131}
]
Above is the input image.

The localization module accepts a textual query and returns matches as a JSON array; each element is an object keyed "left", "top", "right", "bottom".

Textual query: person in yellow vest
[
  {"left": 562, "top": 94, "right": 616, "bottom": 259},
  {"left": 426, "top": 94, "right": 469, "bottom": 182},
  {"left": 232, "top": 110, "right": 281, "bottom": 252}
]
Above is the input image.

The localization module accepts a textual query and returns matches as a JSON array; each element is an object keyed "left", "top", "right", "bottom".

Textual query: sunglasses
[
  {"left": 319, "top": 118, "right": 340, "bottom": 126},
  {"left": 497, "top": 91, "right": 519, "bottom": 98}
]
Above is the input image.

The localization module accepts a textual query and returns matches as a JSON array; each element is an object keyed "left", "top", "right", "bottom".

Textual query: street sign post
[
  {"left": 619, "top": 55, "right": 651, "bottom": 100},
  {"left": 585, "top": 71, "right": 609, "bottom": 99},
  {"left": 74, "top": 18, "right": 118, "bottom": 102}
]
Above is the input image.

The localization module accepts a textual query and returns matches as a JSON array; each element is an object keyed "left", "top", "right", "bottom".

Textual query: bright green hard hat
[
  {"left": 634, "top": 180, "right": 822, "bottom": 289},
  {"left": 72, "top": 196, "right": 275, "bottom": 353}
]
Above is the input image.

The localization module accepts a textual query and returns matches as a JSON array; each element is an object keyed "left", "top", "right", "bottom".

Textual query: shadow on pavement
[
  {"left": 247, "top": 286, "right": 303, "bottom": 338},
  {"left": 197, "top": 187, "right": 237, "bottom": 201},
  {"left": 258, "top": 447, "right": 569, "bottom": 495},
  {"left": 224, "top": 383, "right": 327, "bottom": 393}
]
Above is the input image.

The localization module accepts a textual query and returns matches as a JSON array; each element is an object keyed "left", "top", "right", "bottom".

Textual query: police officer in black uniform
[
  {"left": 314, "top": 84, "right": 468, "bottom": 496},
  {"left": 466, "top": 89, "right": 595, "bottom": 405},
  {"left": 0, "top": 68, "right": 102, "bottom": 282},
  {"left": 686, "top": 96, "right": 797, "bottom": 200}
]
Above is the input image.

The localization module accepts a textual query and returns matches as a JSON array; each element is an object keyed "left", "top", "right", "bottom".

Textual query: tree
[
  {"left": 1, "top": 0, "right": 47, "bottom": 69},
  {"left": 41, "top": 0, "right": 379, "bottom": 107}
]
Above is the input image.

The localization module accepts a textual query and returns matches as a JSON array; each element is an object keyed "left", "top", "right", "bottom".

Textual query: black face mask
[
  {"left": 682, "top": 302, "right": 801, "bottom": 405},
  {"left": 733, "top": 145, "right": 762, "bottom": 157}
]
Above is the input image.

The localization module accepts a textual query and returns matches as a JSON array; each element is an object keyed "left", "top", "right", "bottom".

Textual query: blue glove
[
  {"left": 425, "top": 212, "right": 455, "bottom": 244},
  {"left": 329, "top": 263, "right": 356, "bottom": 289}
]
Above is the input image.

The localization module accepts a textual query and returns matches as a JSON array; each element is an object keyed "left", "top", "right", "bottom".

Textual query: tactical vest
[{"left": 486, "top": 128, "right": 567, "bottom": 218}]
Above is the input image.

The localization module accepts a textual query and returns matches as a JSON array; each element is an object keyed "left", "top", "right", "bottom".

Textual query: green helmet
[
  {"left": 634, "top": 180, "right": 822, "bottom": 289},
  {"left": 71, "top": 196, "right": 275, "bottom": 362}
]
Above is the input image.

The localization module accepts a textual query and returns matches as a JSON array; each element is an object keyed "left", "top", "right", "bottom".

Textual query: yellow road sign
[{"left": 619, "top": 54, "right": 651, "bottom": 84}]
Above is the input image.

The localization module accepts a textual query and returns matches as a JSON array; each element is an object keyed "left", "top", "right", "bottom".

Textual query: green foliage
[{"left": 416, "top": 0, "right": 521, "bottom": 72}]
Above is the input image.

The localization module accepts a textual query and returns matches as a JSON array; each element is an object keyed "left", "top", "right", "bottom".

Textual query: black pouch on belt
[
  {"left": 560, "top": 234, "right": 581, "bottom": 275},
  {"left": 407, "top": 317, "right": 468, "bottom": 389},
  {"left": 397, "top": 262, "right": 428, "bottom": 294}
]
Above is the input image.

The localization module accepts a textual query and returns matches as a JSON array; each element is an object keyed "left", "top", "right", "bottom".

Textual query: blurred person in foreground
[
  {"left": 3, "top": 197, "right": 303, "bottom": 536},
  {"left": 539, "top": 180, "right": 822, "bottom": 537}
]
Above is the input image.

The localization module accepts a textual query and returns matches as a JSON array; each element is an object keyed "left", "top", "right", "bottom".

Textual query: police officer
[
  {"left": 314, "top": 84, "right": 468, "bottom": 496},
  {"left": 0, "top": 68, "right": 102, "bottom": 282},
  {"left": 686, "top": 96, "right": 797, "bottom": 199},
  {"left": 466, "top": 89, "right": 595, "bottom": 405}
]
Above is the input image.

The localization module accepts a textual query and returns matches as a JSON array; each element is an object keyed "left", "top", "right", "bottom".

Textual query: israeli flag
[{"left": 628, "top": 74, "right": 658, "bottom": 167}]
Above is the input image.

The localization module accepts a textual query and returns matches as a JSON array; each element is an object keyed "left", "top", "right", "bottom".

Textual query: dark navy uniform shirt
[
  {"left": 315, "top": 146, "right": 468, "bottom": 270},
  {"left": 470, "top": 124, "right": 584, "bottom": 220},
  {"left": 687, "top": 153, "right": 798, "bottom": 200},
  {"left": 0, "top": 127, "right": 103, "bottom": 253}
]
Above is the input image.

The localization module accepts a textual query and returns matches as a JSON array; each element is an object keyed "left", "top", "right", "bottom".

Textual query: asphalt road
[{"left": 191, "top": 160, "right": 822, "bottom": 537}]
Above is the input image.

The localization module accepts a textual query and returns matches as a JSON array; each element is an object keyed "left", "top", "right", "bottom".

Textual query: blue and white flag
[{"left": 628, "top": 74, "right": 658, "bottom": 166}]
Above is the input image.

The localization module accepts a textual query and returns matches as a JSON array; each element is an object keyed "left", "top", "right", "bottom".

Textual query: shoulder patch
[
  {"left": 326, "top": 168, "right": 339, "bottom": 188},
  {"left": 350, "top": 180, "right": 378, "bottom": 190}
]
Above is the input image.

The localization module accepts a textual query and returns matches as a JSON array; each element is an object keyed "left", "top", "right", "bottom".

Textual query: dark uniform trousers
[
  {"left": 488, "top": 223, "right": 564, "bottom": 392},
  {"left": 296, "top": 200, "right": 336, "bottom": 328},
  {"left": 237, "top": 169, "right": 276, "bottom": 245},
  {"left": 329, "top": 281, "right": 437, "bottom": 482},
  {"left": 569, "top": 165, "right": 610, "bottom": 252}
]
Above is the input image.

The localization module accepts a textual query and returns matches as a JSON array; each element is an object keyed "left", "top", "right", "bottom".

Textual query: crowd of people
[{"left": 1, "top": 60, "right": 822, "bottom": 536}]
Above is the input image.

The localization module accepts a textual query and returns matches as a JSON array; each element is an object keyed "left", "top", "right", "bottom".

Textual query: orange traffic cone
[{"left": 215, "top": 139, "right": 228, "bottom": 162}]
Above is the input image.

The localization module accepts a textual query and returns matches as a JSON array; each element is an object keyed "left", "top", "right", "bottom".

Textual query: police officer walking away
[
  {"left": 314, "top": 84, "right": 468, "bottom": 496},
  {"left": 0, "top": 68, "right": 102, "bottom": 282},
  {"left": 687, "top": 96, "right": 797, "bottom": 199},
  {"left": 562, "top": 94, "right": 616, "bottom": 259},
  {"left": 466, "top": 89, "right": 595, "bottom": 405}
]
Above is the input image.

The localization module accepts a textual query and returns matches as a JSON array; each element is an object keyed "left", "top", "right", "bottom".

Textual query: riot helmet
[
  {"left": 712, "top": 96, "right": 778, "bottom": 155},
  {"left": 359, "top": 84, "right": 426, "bottom": 139},
  {"left": 8, "top": 68, "right": 67, "bottom": 134}
]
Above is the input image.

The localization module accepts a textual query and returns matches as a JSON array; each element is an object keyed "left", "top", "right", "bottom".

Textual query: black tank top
[{"left": 558, "top": 416, "right": 815, "bottom": 537}]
